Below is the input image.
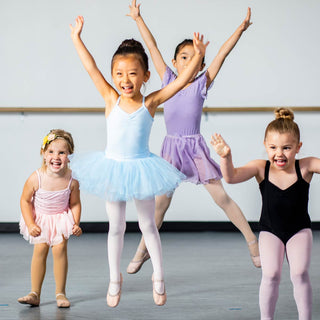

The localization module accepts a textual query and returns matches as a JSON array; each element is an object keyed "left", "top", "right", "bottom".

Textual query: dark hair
[
  {"left": 264, "top": 108, "right": 300, "bottom": 142},
  {"left": 111, "top": 39, "right": 149, "bottom": 73},
  {"left": 174, "top": 39, "right": 205, "bottom": 65}
]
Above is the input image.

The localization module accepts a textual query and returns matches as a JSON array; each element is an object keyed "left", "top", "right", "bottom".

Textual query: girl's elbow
[{"left": 223, "top": 176, "right": 233, "bottom": 184}]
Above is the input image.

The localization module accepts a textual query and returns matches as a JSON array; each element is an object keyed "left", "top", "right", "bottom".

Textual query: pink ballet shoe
[
  {"left": 56, "top": 293, "right": 70, "bottom": 308},
  {"left": 152, "top": 274, "right": 166, "bottom": 306},
  {"left": 127, "top": 251, "right": 150, "bottom": 274},
  {"left": 106, "top": 273, "right": 123, "bottom": 308},
  {"left": 17, "top": 292, "right": 40, "bottom": 306},
  {"left": 247, "top": 239, "right": 261, "bottom": 268}
]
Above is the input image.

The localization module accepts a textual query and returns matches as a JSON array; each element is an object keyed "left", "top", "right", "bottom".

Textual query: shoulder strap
[
  {"left": 264, "top": 161, "right": 270, "bottom": 180},
  {"left": 67, "top": 175, "right": 73, "bottom": 189},
  {"left": 35, "top": 170, "right": 41, "bottom": 188},
  {"left": 295, "top": 159, "right": 302, "bottom": 180}
]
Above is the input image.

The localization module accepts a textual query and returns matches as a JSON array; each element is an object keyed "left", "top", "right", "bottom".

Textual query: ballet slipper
[
  {"left": 106, "top": 273, "right": 123, "bottom": 308},
  {"left": 17, "top": 292, "right": 40, "bottom": 306},
  {"left": 56, "top": 293, "right": 70, "bottom": 308},
  {"left": 152, "top": 274, "right": 167, "bottom": 306},
  {"left": 247, "top": 239, "right": 261, "bottom": 268},
  {"left": 126, "top": 251, "right": 150, "bottom": 274}
]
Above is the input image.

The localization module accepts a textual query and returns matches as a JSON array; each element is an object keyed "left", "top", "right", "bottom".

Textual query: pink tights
[{"left": 259, "top": 228, "right": 312, "bottom": 320}]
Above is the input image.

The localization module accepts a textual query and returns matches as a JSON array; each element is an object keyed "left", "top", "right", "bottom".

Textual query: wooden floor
[{"left": 1, "top": 231, "right": 319, "bottom": 320}]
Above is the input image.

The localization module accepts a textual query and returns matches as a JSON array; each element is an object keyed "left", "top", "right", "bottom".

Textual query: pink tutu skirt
[
  {"left": 160, "top": 134, "right": 222, "bottom": 185},
  {"left": 19, "top": 209, "right": 75, "bottom": 247}
]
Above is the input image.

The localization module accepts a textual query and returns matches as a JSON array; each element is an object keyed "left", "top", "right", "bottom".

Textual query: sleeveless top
[
  {"left": 105, "top": 96, "right": 153, "bottom": 160},
  {"left": 162, "top": 66, "right": 213, "bottom": 136},
  {"left": 33, "top": 170, "right": 72, "bottom": 215},
  {"left": 259, "top": 160, "right": 311, "bottom": 244}
]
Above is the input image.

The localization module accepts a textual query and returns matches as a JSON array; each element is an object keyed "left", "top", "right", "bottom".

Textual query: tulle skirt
[
  {"left": 161, "top": 134, "right": 222, "bottom": 185},
  {"left": 69, "top": 151, "right": 186, "bottom": 201},
  {"left": 19, "top": 209, "right": 75, "bottom": 247}
]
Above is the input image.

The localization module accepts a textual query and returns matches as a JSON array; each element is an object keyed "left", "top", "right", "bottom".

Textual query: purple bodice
[{"left": 162, "top": 66, "right": 213, "bottom": 136}]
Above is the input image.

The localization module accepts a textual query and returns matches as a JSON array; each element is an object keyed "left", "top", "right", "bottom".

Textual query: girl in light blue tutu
[{"left": 69, "top": 16, "right": 208, "bottom": 307}]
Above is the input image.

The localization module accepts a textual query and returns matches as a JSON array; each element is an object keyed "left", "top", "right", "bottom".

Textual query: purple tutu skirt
[{"left": 160, "top": 134, "right": 222, "bottom": 185}]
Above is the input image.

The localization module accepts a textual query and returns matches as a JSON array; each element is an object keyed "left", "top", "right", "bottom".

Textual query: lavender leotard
[{"left": 160, "top": 66, "right": 222, "bottom": 184}]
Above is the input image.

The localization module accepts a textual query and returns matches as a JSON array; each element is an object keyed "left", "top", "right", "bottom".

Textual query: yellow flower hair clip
[{"left": 42, "top": 133, "right": 56, "bottom": 150}]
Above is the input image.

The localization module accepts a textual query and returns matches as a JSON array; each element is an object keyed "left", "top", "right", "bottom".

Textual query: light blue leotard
[{"left": 70, "top": 97, "right": 185, "bottom": 201}]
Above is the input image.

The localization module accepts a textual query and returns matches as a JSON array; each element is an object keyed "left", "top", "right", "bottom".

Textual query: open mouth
[
  {"left": 122, "top": 85, "right": 133, "bottom": 94},
  {"left": 50, "top": 161, "right": 62, "bottom": 169},
  {"left": 274, "top": 159, "right": 287, "bottom": 167}
]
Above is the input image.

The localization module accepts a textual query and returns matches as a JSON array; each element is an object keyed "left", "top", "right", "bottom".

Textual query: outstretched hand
[
  {"left": 240, "top": 7, "right": 252, "bottom": 31},
  {"left": 127, "top": 0, "right": 141, "bottom": 20},
  {"left": 210, "top": 133, "right": 231, "bottom": 158},
  {"left": 193, "top": 32, "right": 209, "bottom": 57},
  {"left": 69, "top": 15, "right": 84, "bottom": 40}
]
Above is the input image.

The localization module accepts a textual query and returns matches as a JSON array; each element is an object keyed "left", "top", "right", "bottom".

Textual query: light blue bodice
[{"left": 105, "top": 97, "right": 154, "bottom": 160}]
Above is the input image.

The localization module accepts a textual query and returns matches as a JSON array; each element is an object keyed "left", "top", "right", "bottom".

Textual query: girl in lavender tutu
[
  {"left": 18, "top": 129, "right": 82, "bottom": 308},
  {"left": 127, "top": 0, "right": 260, "bottom": 273}
]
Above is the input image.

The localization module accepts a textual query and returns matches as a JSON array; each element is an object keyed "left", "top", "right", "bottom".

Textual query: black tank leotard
[{"left": 259, "top": 160, "right": 311, "bottom": 245}]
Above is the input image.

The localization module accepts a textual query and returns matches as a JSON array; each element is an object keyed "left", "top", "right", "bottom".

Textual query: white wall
[{"left": 0, "top": 0, "right": 320, "bottom": 222}]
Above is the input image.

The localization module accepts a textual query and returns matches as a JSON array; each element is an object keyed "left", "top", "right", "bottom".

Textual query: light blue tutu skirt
[{"left": 69, "top": 152, "right": 186, "bottom": 202}]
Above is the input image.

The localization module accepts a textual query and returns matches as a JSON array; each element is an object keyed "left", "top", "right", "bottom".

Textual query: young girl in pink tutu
[
  {"left": 18, "top": 129, "right": 82, "bottom": 308},
  {"left": 211, "top": 108, "right": 315, "bottom": 319},
  {"left": 126, "top": 0, "right": 260, "bottom": 274}
]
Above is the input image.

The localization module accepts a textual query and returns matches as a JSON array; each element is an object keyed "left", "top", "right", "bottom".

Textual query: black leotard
[{"left": 259, "top": 160, "right": 311, "bottom": 244}]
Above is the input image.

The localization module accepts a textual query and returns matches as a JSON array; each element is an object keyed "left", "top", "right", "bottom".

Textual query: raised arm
[
  {"left": 20, "top": 172, "right": 41, "bottom": 237},
  {"left": 210, "top": 133, "right": 262, "bottom": 183},
  {"left": 70, "top": 16, "right": 118, "bottom": 113},
  {"left": 127, "top": 0, "right": 167, "bottom": 80},
  {"left": 146, "top": 33, "right": 208, "bottom": 115},
  {"left": 206, "top": 7, "right": 252, "bottom": 88}
]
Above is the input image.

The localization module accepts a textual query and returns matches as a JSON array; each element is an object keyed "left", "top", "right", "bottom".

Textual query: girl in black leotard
[{"left": 211, "top": 108, "right": 318, "bottom": 320}]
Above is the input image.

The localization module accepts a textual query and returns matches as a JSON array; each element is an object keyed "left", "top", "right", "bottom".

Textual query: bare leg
[
  {"left": 52, "top": 238, "right": 70, "bottom": 307},
  {"left": 31, "top": 243, "right": 50, "bottom": 295},
  {"left": 127, "top": 194, "right": 173, "bottom": 272},
  {"left": 18, "top": 243, "right": 49, "bottom": 305},
  {"left": 204, "top": 179, "right": 260, "bottom": 267}
]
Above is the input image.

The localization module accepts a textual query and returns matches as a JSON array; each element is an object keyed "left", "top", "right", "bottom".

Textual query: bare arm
[
  {"left": 127, "top": 0, "right": 167, "bottom": 79},
  {"left": 299, "top": 157, "right": 320, "bottom": 184},
  {"left": 69, "top": 179, "right": 82, "bottom": 236},
  {"left": 146, "top": 32, "right": 208, "bottom": 115},
  {"left": 210, "top": 133, "right": 262, "bottom": 183},
  {"left": 20, "top": 172, "right": 41, "bottom": 237},
  {"left": 206, "top": 7, "right": 252, "bottom": 88},
  {"left": 70, "top": 16, "right": 118, "bottom": 115}
]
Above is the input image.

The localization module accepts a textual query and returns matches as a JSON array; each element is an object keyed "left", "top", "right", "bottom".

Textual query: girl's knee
[
  {"left": 108, "top": 221, "right": 126, "bottom": 237},
  {"left": 138, "top": 219, "right": 157, "bottom": 235},
  {"left": 291, "top": 269, "right": 310, "bottom": 285},
  {"left": 262, "top": 270, "right": 282, "bottom": 285}
]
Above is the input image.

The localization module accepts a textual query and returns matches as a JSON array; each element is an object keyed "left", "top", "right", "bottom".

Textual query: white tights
[
  {"left": 106, "top": 199, "right": 164, "bottom": 294},
  {"left": 259, "top": 229, "right": 312, "bottom": 320}
]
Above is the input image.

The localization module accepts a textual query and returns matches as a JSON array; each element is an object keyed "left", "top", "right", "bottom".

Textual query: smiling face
[
  {"left": 264, "top": 131, "right": 302, "bottom": 171},
  {"left": 43, "top": 139, "right": 70, "bottom": 175},
  {"left": 112, "top": 54, "right": 150, "bottom": 99},
  {"left": 172, "top": 44, "right": 204, "bottom": 82}
]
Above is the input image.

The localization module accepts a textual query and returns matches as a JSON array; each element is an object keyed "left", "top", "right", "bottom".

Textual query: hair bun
[
  {"left": 274, "top": 107, "right": 294, "bottom": 121},
  {"left": 119, "top": 39, "right": 144, "bottom": 50}
]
